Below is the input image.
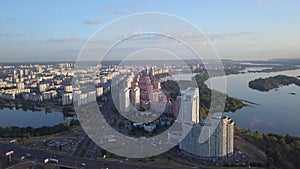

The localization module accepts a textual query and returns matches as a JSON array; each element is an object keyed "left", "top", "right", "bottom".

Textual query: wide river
[
  {"left": 206, "top": 68, "right": 300, "bottom": 136},
  {"left": 1, "top": 69, "right": 299, "bottom": 135},
  {"left": 0, "top": 108, "right": 71, "bottom": 128}
]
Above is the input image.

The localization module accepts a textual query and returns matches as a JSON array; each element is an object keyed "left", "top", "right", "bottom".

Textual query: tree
[{"left": 45, "top": 107, "right": 52, "bottom": 113}]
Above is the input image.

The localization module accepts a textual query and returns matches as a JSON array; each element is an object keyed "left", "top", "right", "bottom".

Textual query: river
[{"left": 206, "top": 68, "right": 300, "bottom": 136}]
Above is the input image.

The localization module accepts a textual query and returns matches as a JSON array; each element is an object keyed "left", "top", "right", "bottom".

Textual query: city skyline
[
  {"left": 1, "top": 1, "right": 300, "bottom": 168},
  {"left": 0, "top": 0, "right": 300, "bottom": 62}
]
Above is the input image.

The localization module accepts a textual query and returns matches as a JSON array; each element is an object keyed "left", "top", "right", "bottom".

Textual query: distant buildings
[
  {"left": 143, "top": 123, "right": 156, "bottom": 132},
  {"left": 133, "top": 122, "right": 157, "bottom": 132},
  {"left": 0, "top": 62, "right": 236, "bottom": 159},
  {"left": 16, "top": 82, "right": 24, "bottom": 89},
  {"left": 62, "top": 93, "right": 72, "bottom": 105},
  {"left": 43, "top": 90, "right": 58, "bottom": 100},
  {"left": 118, "top": 70, "right": 162, "bottom": 112},
  {"left": 38, "top": 83, "right": 48, "bottom": 92},
  {"left": 23, "top": 92, "right": 43, "bottom": 102}
]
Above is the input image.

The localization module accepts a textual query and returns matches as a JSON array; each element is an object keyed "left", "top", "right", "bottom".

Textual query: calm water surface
[
  {"left": 206, "top": 69, "right": 300, "bottom": 136},
  {"left": 0, "top": 108, "right": 70, "bottom": 128}
]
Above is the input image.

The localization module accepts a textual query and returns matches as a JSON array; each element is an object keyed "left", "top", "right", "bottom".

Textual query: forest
[{"left": 236, "top": 127, "right": 300, "bottom": 169}]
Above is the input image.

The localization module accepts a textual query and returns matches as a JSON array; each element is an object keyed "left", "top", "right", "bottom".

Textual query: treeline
[
  {"left": 194, "top": 74, "right": 244, "bottom": 113},
  {"left": 249, "top": 75, "right": 300, "bottom": 92},
  {"left": 0, "top": 119, "right": 79, "bottom": 138},
  {"left": 236, "top": 128, "right": 300, "bottom": 169}
]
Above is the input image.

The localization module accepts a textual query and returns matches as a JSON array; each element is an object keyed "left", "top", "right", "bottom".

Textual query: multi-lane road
[{"left": 0, "top": 143, "right": 172, "bottom": 169}]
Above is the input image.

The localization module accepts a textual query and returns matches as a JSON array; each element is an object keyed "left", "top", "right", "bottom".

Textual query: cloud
[
  {"left": 159, "top": 31, "right": 253, "bottom": 42},
  {"left": 112, "top": 31, "right": 253, "bottom": 48},
  {"left": 45, "top": 36, "right": 80, "bottom": 43},
  {"left": 106, "top": 8, "right": 129, "bottom": 15},
  {"left": 206, "top": 32, "right": 253, "bottom": 41},
  {"left": 85, "top": 17, "right": 105, "bottom": 25}
]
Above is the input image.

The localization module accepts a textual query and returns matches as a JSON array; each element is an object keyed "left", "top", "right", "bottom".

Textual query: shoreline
[{"left": 0, "top": 103, "right": 71, "bottom": 114}]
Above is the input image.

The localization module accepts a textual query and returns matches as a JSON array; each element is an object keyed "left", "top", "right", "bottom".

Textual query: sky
[{"left": 0, "top": 0, "right": 300, "bottom": 62}]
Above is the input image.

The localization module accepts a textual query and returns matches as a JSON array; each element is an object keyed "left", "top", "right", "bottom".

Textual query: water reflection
[
  {"left": 0, "top": 108, "right": 75, "bottom": 128},
  {"left": 208, "top": 69, "right": 300, "bottom": 136}
]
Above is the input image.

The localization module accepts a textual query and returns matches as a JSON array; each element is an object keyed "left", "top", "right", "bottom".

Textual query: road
[
  {"left": 0, "top": 143, "right": 173, "bottom": 169},
  {"left": 71, "top": 134, "right": 90, "bottom": 157}
]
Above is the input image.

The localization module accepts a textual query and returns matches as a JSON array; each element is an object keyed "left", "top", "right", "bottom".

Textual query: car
[
  {"left": 81, "top": 163, "right": 86, "bottom": 167},
  {"left": 44, "top": 158, "right": 49, "bottom": 163},
  {"left": 10, "top": 139, "right": 17, "bottom": 143},
  {"left": 49, "top": 158, "right": 58, "bottom": 163}
]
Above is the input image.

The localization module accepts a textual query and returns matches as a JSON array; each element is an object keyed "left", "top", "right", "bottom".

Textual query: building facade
[
  {"left": 180, "top": 115, "right": 235, "bottom": 157},
  {"left": 178, "top": 87, "right": 200, "bottom": 124}
]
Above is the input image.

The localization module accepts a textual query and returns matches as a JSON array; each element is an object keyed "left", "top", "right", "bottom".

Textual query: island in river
[{"left": 249, "top": 75, "right": 300, "bottom": 92}]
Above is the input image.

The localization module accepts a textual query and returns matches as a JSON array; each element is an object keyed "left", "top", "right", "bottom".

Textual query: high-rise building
[
  {"left": 119, "top": 88, "right": 131, "bottom": 112},
  {"left": 173, "top": 98, "right": 179, "bottom": 118},
  {"left": 178, "top": 87, "right": 200, "bottom": 124},
  {"left": 131, "top": 86, "right": 140, "bottom": 109},
  {"left": 149, "top": 91, "right": 167, "bottom": 113},
  {"left": 78, "top": 93, "right": 88, "bottom": 106},
  {"left": 64, "top": 85, "right": 73, "bottom": 92},
  {"left": 96, "top": 87, "right": 103, "bottom": 97},
  {"left": 149, "top": 91, "right": 159, "bottom": 102},
  {"left": 19, "top": 69, "right": 23, "bottom": 78},
  {"left": 24, "top": 69, "right": 29, "bottom": 76},
  {"left": 220, "top": 116, "right": 235, "bottom": 156},
  {"left": 180, "top": 115, "right": 235, "bottom": 157},
  {"left": 87, "top": 91, "right": 96, "bottom": 103}
]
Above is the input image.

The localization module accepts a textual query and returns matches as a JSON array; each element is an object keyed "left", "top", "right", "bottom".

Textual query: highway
[{"left": 0, "top": 143, "right": 172, "bottom": 169}]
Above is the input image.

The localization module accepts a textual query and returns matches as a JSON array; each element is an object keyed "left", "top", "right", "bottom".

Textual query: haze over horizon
[{"left": 1, "top": 0, "right": 300, "bottom": 62}]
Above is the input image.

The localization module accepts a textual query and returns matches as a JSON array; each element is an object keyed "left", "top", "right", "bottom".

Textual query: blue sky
[{"left": 0, "top": 0, "right": 299, "bottom": 62}]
